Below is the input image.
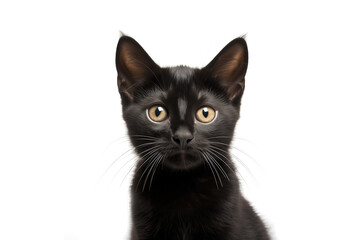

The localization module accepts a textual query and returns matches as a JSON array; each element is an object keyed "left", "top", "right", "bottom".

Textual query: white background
[{"left": 1, "top": 0, "right": 359, "bottom": 239}]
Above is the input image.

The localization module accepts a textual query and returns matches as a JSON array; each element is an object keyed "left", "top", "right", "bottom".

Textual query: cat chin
[{"left": 163, "top": 151, "right": 203, "bottom": 170}]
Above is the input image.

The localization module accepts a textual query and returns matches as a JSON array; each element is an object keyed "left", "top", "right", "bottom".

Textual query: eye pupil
[
  {"left": 202, "top": 108, "right": 209, "bottom": 118},
  {"left": 155, "top": 107, "right": 163, "bottom": 117}
]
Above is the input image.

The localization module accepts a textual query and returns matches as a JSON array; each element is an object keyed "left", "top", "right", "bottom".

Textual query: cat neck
[{"left": 131, "top": 158, "right": 238, "bottom": 197}]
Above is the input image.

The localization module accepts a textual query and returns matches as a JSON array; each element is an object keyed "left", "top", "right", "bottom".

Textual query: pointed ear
[
  {"left": 115, "top": 36, "right": 160, "bottom": 101},
  {"left": 205, "top": 37, "right": 248, "bottom": 103}
]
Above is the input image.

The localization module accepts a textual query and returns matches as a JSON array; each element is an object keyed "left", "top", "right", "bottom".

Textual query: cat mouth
[
  {"left": 164, "top": 150, "right": 202, "bottom": 170},
  {"left": 168, "top": 150, "right": 194, "bottom": 158}
]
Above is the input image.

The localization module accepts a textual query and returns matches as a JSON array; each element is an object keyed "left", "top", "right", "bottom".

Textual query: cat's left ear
[{"left": 204, "top": 37, "right": 248, "bottom": 103}]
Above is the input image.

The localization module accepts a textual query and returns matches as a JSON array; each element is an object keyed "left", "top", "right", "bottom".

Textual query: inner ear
[
  {"left": 119, "top": 41, "right": 150, "bottom": 79},
  {"left": 115, "top": 36, "right": 160, "bottom": 100},
  {"left": 216, "top": 45, "right": 246, "bottom": 80},
  {"left": 205, "top": 38, "right": 248, "bottom": 102}
]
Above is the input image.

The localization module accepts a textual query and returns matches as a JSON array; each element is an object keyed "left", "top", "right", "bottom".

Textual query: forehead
[
  {"left": 134, "top": 66, "right": 227, "bottom": 106},
  {"left": 169, "top": 66, "right": 194, "bottom": 82},
  {"left": 167, "top": 67, "right": 196, "bottom": 98}
]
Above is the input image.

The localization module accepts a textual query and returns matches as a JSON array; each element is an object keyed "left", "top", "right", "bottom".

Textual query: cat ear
[
  {"left": 205, "top": 37, "right": 248, "bottom": 103},
  {"left": 115, "top": 35, "right": 160, "bottom": 100}
]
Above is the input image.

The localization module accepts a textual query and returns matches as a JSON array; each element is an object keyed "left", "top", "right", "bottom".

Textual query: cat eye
[
  {"left": 147, "top": 105, "right": 168, "bottom": 122},
  {"left": 196, "top": 106, "right": 216, "bottom": 123}
]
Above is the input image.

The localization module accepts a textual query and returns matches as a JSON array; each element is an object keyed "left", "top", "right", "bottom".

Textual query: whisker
[
  {"left": 207, "top": 147, "right": 235, "bottom": 174},
  {"left": 149, "top": 154, "right": 164, "bottom": 190},
  {"left": 112, "top": 154, "right": 138, "bottom": 181},
  {"left": 113, "top": 145, "right": 160, "bottom": 182},
  {"left": 207, "top": 136, "right": 253, "bottom": 144},
  {"left": 143, "top": 152, "right": 163, "bottom": 191},
  {"left": 128, "top": 134, "right": 159, "bottom": 140},
  {"left": 210, "top": 144, "right": 253, "bottom": 176},
  {"left": 134, "top": 142, "right": 162, "bottom": 151},
  {"left": 229, "top": 152, "right": 258, "bottom": 184},
  {"left": 100, "top": 140, "right": 160, "bottom": 183},
  {"left": 102, "top": 136, "right": 131, "bottom": 154},
  {"left": 207, "top": 146, "right": 249, "bottom": 186},
  {"left": 211, "top": 141, "right": 261, "bottom": 172},
  {"left": 136, "top": 146, "right": 163, "bottom": 169},
  {"left": 200, "top": 151, "right": 219, "bottom": 189},
  {"left": 149, "top": 164, "right": 161, "bottom": 191},
  {"left": 207, "top": 156, "right": 223, "bottom": 188},
  {"left": 205, "top": 151, "right": 230, "bottom": 181},
  {"left": 229, "top": 146, "right": 263, "bottom": 171},
  {"left": 128, "top": 134, "right": 157, "bottom": 137},
  {"left": 137, "top": 151, "right": 162, "bottom": 191},
  {"left": 118, "top": 149, "right": 165, "bottom": 188},
  {"left": 98, "top": 147, "right": 135, "bottom": 183},
  {"left": 130, "top": 136, "right": 158, "bottom": 140},
  {"left": 119, "top": 161, "right": 136, "bottom": 187},
  {"left": 202, "top": 150, "right": 222, "bottom": 187}
]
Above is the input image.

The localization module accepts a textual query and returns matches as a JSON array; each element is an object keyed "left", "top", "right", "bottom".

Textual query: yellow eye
[
  {"left": 196, "top": 106, "right": 216, "bottom": 123},
  {"left": 147, "top": 106, "right": 168, "bottom": 122}
]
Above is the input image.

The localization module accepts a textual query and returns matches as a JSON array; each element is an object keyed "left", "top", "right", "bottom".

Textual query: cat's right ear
[{"left": 115, "top": 35, "right": 160, "bottom": 101}]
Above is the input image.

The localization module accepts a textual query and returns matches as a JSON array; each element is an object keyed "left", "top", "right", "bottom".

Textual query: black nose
[{"left": 172, "top": 126, "right": 193, "bottom": 149}]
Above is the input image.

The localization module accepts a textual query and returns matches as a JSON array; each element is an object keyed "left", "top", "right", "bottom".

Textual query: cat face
[{"left": 115, "top": 36, "right": 248, "bottom": 170}]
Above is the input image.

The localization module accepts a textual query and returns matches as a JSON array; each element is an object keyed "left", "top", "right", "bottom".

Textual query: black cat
[{"left": 115, "top": 35, "right": 270, "bottom": 240}]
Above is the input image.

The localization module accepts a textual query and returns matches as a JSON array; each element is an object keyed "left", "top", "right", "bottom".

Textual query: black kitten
[{"left": 115, "top": 35, "right": 270, "bottom": 240}]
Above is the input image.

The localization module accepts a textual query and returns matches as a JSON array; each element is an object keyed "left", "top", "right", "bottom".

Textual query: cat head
[{"left": 115, "top": 35, "right": 248, "bottom": 170}]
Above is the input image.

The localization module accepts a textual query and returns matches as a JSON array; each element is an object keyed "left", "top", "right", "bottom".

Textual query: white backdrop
[{"left": 1, "top": 1, "right": 359, "bottom": 240}]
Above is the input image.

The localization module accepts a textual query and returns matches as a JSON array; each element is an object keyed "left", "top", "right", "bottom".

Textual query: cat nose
[{"left": 172, "top": 126, "right": 193, "bottom": 149}]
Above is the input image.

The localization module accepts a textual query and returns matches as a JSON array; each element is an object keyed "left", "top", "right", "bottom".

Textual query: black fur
[{"left": 115, "top": 35, "right": 270, "bottom": 240}]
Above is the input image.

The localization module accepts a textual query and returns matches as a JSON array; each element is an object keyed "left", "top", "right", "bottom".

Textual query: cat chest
[{"left": 134, "top": 189, "right": 222, "bottom": 226}]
